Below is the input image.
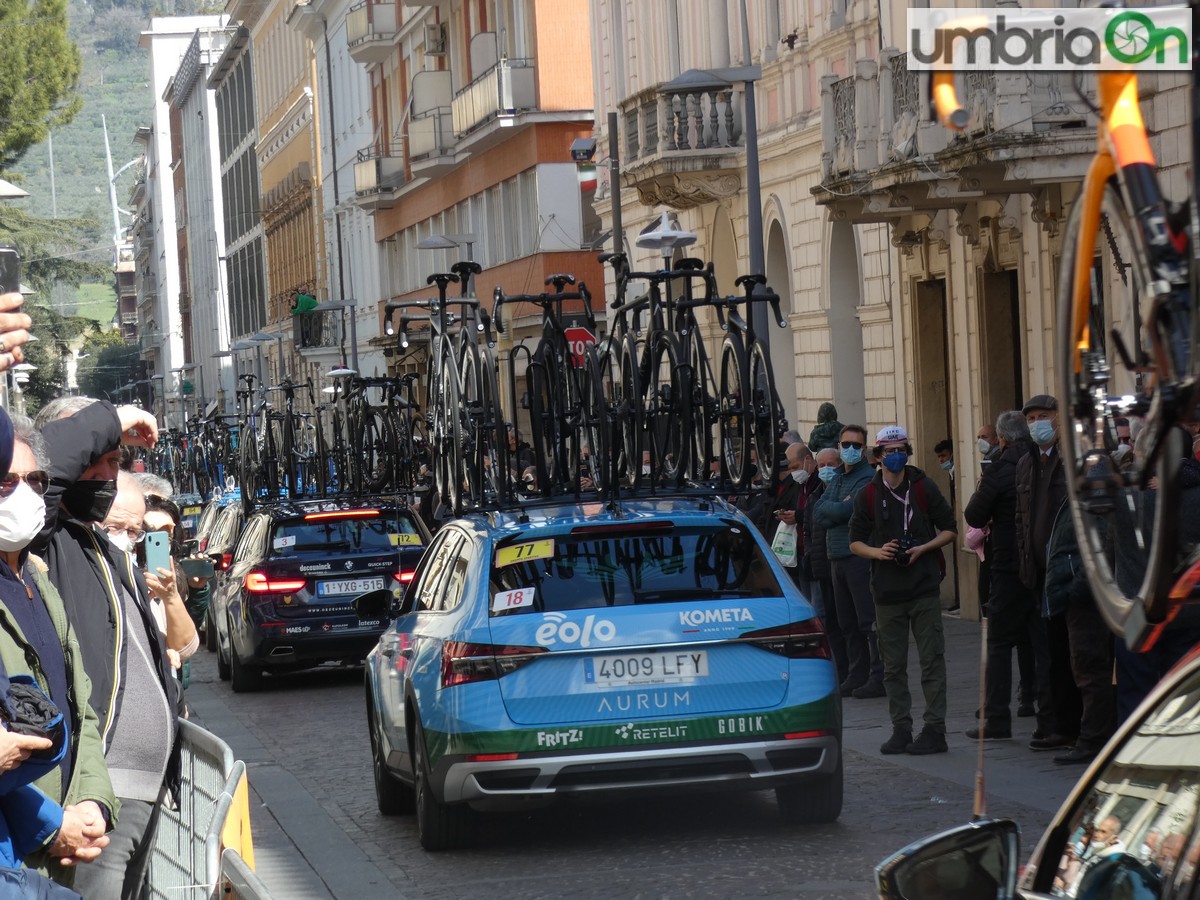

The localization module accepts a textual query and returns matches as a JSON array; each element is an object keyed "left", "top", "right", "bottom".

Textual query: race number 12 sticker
[
  {"left": 495, "top": 539, "right": 555, "bottom": 568},
  {"left": 493, "top": 587, "right": 536, "bottom": 613}
]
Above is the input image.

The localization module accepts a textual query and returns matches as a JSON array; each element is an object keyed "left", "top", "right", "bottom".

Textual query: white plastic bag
[{"left": 771, "top": 522, "right": 798, "bottom": 568}]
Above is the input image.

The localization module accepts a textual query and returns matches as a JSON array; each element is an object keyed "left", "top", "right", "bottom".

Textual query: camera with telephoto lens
[{"left": 893, "top": 533, "right": 917, "bottom": 567}]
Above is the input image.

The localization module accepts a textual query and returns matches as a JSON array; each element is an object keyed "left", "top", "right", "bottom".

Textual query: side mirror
[
  {"left": 395, "top": 585, "right": 416, "bottom": 617},
  {"left": 875, "top": 818, "right": 1020, "bottom": 900},
  {"left": 353, "top": 589, "right": 393, "bottom": 621}
]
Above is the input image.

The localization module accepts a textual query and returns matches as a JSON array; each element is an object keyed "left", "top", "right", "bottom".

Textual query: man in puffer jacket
[{"left": 813, "top": 424, "right": 881, "bottom": 697}]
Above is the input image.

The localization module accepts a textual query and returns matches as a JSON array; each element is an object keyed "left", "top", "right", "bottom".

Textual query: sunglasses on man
[{"left": 0, "top": 471, "right": 49, "bottom": 498}]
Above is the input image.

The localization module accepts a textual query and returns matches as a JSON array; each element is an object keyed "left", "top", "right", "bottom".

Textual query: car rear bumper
[
  {"left": 246, "top": 630, "right": 382, "bottom": 667},
  {"left": 434, "top": 735, "right": 841, "bottom": 804}
]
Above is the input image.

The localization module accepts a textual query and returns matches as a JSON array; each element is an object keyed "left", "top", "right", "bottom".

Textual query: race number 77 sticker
[
  {"left": 492, "top": 587, "right": 536, "bottom": 613},
  {"left": 496, "top": 539, "right": 555, "bottom": 568}
]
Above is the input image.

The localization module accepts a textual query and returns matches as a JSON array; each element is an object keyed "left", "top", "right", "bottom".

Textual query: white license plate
[
  {"left": 584, "top": 650, "right": 709, "bottom": 687},
  {"left": 317, "top": 576, "right": 386, "bottom": 597}
]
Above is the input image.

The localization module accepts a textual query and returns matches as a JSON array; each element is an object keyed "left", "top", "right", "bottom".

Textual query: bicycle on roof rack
[
  {"left": 494, "top": 273, "right": 601, "bottom": 498},
  {"left": 930, "top": 3, "right": 1199, "bottom": 650}
]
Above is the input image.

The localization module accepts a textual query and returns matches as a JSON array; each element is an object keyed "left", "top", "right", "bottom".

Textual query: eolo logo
[{"left": 907, "top": 8, "right": 1191, "bottom": 72}]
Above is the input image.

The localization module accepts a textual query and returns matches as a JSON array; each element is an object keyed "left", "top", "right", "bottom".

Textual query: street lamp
[
  {"left": 312, "top": 300, "right": 359, "bottom": 374},
  {"left": 230, "top": 339, "right": 264, "bottom": 400},
  {"left": 171, "top": 364, "right": 196, "bottom": 432},
  {"left": 250, "top": 330, "right": 288, "bottom": 384},
  {"left": 659, "top": 5, "right": 768, "bottom": 355},
  {"left": 417, "top": 233, "right": 477, "bottom": 295}
]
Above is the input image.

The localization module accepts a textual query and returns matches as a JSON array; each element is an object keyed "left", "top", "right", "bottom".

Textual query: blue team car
[{"left": 360, "top": 497, "right": 842, "bottom": 850}]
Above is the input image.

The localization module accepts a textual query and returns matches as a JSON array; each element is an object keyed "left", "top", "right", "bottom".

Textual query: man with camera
[{"left": 849, "top": 425, "right": 956, "bottom": 756}]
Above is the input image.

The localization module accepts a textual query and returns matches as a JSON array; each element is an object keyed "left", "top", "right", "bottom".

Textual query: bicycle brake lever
[{"left": 493, "top": 287, "right": 507, "bottom": 335}]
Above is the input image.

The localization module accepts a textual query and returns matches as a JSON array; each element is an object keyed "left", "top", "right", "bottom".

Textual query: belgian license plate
[
  {"left": 317, "top": 576, "right": 385, "bottom": 597},
  {"left": 584, "top": 650, "right": 709, "bottom": 687}
]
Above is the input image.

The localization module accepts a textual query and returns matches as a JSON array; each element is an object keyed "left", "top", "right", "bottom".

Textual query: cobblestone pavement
[{"left": 185, "top": 615, "right": 1084, "bottom": 899}]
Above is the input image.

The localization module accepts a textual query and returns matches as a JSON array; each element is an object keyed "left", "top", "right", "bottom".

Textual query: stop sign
[{"left": 565, "top": 326, "right": 597, "bottom": 368}]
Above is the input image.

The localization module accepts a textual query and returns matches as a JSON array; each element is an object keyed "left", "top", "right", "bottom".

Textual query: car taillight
[
  {"left": 245, "top": 571, "right": 308, "bottom": 593},
  {"left": 742, "top": 620, "right": 830, "bottom": 659},
  {"left": 394, "top": 571, "right": 414, "bottom": 583},
  {"left": 440, "top": 641, "right": 547, "bottom": 688}
]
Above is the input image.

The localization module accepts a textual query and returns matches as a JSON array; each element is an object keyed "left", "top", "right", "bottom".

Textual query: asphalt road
[{"left": 183, "top": 615, "right": 1084, "bottom": 899}]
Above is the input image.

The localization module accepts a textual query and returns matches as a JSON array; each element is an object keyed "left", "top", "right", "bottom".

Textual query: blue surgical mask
[
  {"left": 1030, "top": 419, "right": 1056, "bottom": 446},
  {"left": 817, "top": 465, "right": 837, "bottom": 484},
  {"left": 840, "top": 446, "right": 862, "bottom": 466},
  {"left": 883, "top": 451, "right": 908, "bottom": 473},
  {"left": 940, "top": 460, "right": 954, "bottom": 473}
]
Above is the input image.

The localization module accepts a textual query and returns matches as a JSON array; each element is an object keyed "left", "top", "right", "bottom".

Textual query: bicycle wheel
[
  {"left": 527, "top": 355, "right": 556, "bottom": 492},
  {"left": 360, "top": 406, "right": 393, "bottom": 493},
  {"left": 279, "top": 414, "right": 298, "bottom": 498},
  {"left": 1056, "top": 179, "right": 1187, "bottom": 640},
  {"left": 648, "top": 333, "right": 691, "bottom": 486},
  {"left": 579, "top": 346, "right": 608, "bottom": 492},
  {"left": 748, "top": 340, "right": 780, "bottom": 485},
  {"left": 438, "top": 354, "right": 465, "bottom": 515},
  {"left": 313, "top": 411, "right": 329, "bottom": 497},
  {"left": 459, "top": 344, "right": 486, "bottom": 507},
  {"left": 597, "top": 336, "right": 640, "bottom": 489},
  {"left": 476, "top": 347, "right": 509, "bottom": 504},
  {"left": 239, "top": 424, "right": 259, "bottom": 510},
  {"left": 719, "top": 332, "right": 750, "bottom": 488},
  {"left": 687, "top": 335, "right": 715, "bottom": 483}
]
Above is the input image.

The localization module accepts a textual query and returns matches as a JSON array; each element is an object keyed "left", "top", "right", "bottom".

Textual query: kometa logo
[
  {"left": 907, "top": 8, "right": 1190, "bottom": 71},
  {"left": 678, "top": 608, "right": 754, "bottom": 627}
]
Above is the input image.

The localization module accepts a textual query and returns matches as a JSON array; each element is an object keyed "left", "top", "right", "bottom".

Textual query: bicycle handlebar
[{"left": 493, "top": 281, "right": 594, "bottom": 335}]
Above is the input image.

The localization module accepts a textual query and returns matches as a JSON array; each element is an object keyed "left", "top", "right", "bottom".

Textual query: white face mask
[
  {"left": 642, "top": 464, "right": 652, "bottom": 475},
  {"left": 790, "top": 469, "right": 810, "bottom": 484},
  {"left": 1113, "top": 443, "right": 1132, "bottom": 463},
  {"left": 106, "top": 529, "right": 134, "bottom": 555},
  {"left": 977, "top": 438, "right": 992, "bottom": 456},
  {"left": 0, "top": 482, "right": 47, "bottom": 553}
]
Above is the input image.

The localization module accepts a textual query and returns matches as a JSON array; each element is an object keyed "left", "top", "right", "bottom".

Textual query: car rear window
[
  {"left": 489, "top": 522, "right": 782, "bottom": 615},
  {"left": 270, "top": 511, "right": 422, "bottom": 556}
]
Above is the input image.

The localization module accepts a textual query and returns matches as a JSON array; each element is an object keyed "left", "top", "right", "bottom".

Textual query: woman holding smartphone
[{"left": 138, "top": 495, "right": 199, "bottom": 666}]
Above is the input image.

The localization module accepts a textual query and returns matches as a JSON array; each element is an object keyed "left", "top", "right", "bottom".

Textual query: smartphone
[
  {"left": 0, "top": 245, "right": 19, "bottom": 295},
  {"left": 144, "top": 531, "right": 172, "bottom": 577},
  {"left": 179, "top": 557, "right": 216, "bottom": 580}
]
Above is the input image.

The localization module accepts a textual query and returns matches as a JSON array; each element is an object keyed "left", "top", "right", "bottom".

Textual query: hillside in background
[{"left": 9, "top": 0, "right": 219, "bottom": 325}]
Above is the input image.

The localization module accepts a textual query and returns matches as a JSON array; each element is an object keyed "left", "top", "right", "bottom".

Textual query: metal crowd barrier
[{"left": 148, "top": 718, "right": 266, "bottom": 899}]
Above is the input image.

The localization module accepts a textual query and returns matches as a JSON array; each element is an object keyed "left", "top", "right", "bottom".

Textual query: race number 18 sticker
[{"left": 492, "top": 587, "right": 536, "bottom": 613}]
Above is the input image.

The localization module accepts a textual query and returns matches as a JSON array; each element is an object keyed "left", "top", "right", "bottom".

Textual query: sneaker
[
  {"left": 1029, "top": 733, "right": 1074, "bottom": 751},
  {"left": 851, "top": 680, "right": 886, "bottom": 699},
  {"left": 906, "top": 728, "right": 949, "bottom": 755},
  {"left": 965, "top": 724, "right": 1012, "bottom": 741},
  {"left": 880, "top": 727, "right": 913, "bottom": 755},
  {"left": 1054, "top": 745, "right": 1098, "bottom": 765}
]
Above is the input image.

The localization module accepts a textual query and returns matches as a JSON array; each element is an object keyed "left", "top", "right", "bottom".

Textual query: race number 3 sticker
[
  {"left": 496, "top": 539, "right": 555, "bottom": 568},
  {"left": 493, "top": 587, "right": 536, "bottom": 613}
]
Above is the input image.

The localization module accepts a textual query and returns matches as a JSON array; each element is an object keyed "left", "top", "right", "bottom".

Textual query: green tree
[
  {"left": 76, "top": 325, "right": 139, "bottom": 401},
  {"left": 0, "top": 0, "right": 82, "bottom": 170},
  {"left": 0, "top": 207, "right": 111, "bottom": 290}
]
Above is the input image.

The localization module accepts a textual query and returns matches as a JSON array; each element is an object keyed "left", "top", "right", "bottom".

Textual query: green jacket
[{"left": 0, "top": 557, "right": 117, "bottom": 879}]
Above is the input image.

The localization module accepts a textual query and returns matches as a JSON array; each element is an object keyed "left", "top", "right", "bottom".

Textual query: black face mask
[{"left": 62, "top": 480, "right": 118, "bottom": 523}]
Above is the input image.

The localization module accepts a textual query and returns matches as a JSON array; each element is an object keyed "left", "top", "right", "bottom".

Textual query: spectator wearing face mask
[
  {"left": 30, "top": 401, "right": 181, "bottom": 900},
  {"left": 934, "top": 440, "right": 954, "bottom": 479},
  {"left": 977, "top": 423, "right": 1002, "bottom": 468},
  {"left": 805, "top": 447, "right": 848, "bottom": 684},
  {"left": 1112, "top": 417, "right": 1136, "bottom": 474},
  {"left": 0, "top": 412, "right": 115, "bottom": 890}
]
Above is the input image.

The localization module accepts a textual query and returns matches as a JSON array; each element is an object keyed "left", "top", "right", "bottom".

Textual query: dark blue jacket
[{"left": 812, "top": 459, "right": 873, "bottom": 560}]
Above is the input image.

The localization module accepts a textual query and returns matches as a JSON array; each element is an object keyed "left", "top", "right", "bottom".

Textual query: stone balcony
[
  {"left": 619, "top": 75, "right": 746, "bottom": 211},
  {"left": 813, "top": 50, "right": 1096, "bottom": 234}
]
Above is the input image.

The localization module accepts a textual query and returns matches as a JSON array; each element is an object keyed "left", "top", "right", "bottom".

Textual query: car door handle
[
  {"left": 381, "top": 645, "right": 396, "bottom": 659},
  {"left": 398, "top": 647, "right": 414, "bottom": 658}
]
